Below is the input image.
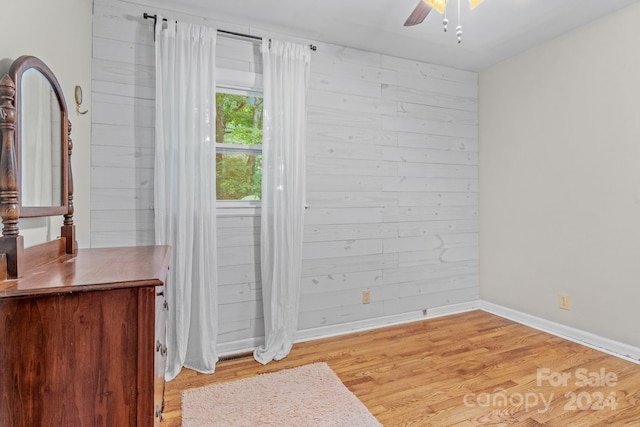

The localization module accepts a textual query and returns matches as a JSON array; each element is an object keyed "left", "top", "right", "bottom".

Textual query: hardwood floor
[{"left": 161, "top": 310, "right": 640, "bottom": 426}]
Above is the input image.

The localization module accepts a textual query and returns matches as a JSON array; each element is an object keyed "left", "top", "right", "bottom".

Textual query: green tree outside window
[{"left": 215, "top": 93, "right": 263, "bottom": 201}]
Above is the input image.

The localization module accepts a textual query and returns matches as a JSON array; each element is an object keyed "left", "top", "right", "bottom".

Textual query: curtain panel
[
  {"left": 154, "top": 17, "right": 218, "bottom": 380},
  {"left": 254, "top": 39, "right": 311, "bottom": 364}
]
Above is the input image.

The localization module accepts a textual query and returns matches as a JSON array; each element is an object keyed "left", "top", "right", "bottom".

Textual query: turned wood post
[
  {"left": 61, "top": 119, "right": 77, "bottom": 254},
  {"left": 0, "top": 74, "right": 24, "bottom": 277}
]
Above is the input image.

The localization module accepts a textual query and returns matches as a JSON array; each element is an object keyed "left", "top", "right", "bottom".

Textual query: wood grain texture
[
  {"left": 0, "top": 288, "right": 138, "bottom": 426},
  {"left": 138, "top": 286, "right": 157, "bottom": 427},
  {"left": 91, "top": 0, "right": 157, "bottom": 249},
  {"left": 0, "top": 246, "right": 170, "bottom": 426},
  {"left": 0, "top": 245, "right": 171, "bottom": 297},
  {"left": 21, "top": 237, "right": 66, "bottom": 271},
  {"left": 160, "top": 311, "right": 640, "bottom": 427}
]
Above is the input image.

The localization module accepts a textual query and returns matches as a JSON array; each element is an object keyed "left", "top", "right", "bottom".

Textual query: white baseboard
[
  {"left": 479, "top": 301, "right": 640, "bottom": 364},
  {"left": 217, "top": 338, "right": 262, "bottom": 358},
  {"left": 216, "top": 301, "right": 480, "bottom": 357},
  {"left": 293, "top": 301, "right": 480, "bottom": 344},
  {"left": 217, "top": 300, "right": 640, "bottom": 365}
]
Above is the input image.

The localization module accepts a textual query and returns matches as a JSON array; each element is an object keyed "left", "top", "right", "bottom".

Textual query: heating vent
[{"left": 218, "top": 351, "right": 254, "bottom": 363}]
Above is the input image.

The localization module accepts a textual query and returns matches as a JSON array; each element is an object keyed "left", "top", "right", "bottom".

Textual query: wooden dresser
[{"left": 0, "top": 245, "right": 171, "bottom": 427}]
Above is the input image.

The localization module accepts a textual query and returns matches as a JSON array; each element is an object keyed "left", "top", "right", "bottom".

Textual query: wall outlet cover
[
  {"left": 362, "top": 290, "right": 371, "bottom": 304},
  {"left": 558, "top": 293, "right": 571, "bottom": 310}
]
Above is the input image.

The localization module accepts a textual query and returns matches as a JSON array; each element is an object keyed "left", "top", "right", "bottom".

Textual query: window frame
[{"left": 215, "top": 86, "right": 263, "bottom": 215}]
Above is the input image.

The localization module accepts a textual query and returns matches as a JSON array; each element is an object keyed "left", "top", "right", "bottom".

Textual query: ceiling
[{"left": 140, "top": 0, "right": 640, "bottom": 71}]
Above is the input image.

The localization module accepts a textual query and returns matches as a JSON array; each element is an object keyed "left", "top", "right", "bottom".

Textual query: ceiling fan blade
[
  {"left": 404, "top": 0, "right": 432, "bottom": 26},
  {"left": 422, "top": 0, "right": 447, "bottom": 13},
  {"left": 469, "top": 0, "right": 483, "bottom": 9}
]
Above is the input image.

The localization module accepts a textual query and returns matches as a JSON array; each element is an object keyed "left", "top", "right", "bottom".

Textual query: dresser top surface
[{"left": 0, "top": 245, "right": 171, "bottom": 298}]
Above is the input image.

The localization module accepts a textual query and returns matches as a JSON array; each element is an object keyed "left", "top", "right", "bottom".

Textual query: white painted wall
[
  {"left": 1, "top": 0, "right": 93, "bottom": 248},
  {"left": 480, "top": 3, "right": 640, "bottom": 348},
  {"left": 93, "top": 0, "right": 479, "bottom": 353}
]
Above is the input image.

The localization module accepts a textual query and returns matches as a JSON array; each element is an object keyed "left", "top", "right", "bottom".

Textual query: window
[{"left": 215, "top": 90, "right": 263, "bottom": 206}]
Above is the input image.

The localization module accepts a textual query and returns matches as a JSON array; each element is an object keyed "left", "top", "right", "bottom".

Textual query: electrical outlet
[
  {"left": 558, "top": 293, "right": 571, "bottom": 310},
  {"left": 362, "top": 290, "right": 371, "bottom": 304}
]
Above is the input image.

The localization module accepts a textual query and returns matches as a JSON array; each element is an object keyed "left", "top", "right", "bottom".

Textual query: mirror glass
[{"left": 20, "top": 68, "right": 63, "bottom": 207}]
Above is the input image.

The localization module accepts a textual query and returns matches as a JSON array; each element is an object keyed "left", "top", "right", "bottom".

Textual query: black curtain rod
[{"left": 143, "top": 13, "right": 317, "bottom": 51}]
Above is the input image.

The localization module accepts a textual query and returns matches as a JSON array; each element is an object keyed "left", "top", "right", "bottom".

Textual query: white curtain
[
  {"left": 254, "top": 39, "right": 311, "bottom": 364},
  {"left": 154, "top": 17, "right": 218, "bottom": 380}
]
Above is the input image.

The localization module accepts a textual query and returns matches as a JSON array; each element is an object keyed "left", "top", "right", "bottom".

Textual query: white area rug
[{"left": 181, "top": 362, "right": 382, "bottom": 427}]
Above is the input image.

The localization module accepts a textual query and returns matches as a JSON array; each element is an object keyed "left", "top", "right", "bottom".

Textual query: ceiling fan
[{"left": 404, "top": 0, "right": 485, "bottom": 42}]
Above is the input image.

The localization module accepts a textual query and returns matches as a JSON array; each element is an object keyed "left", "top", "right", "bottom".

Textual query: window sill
[{"left": 216, "top": 201, "right": 261, "bottom": 217}]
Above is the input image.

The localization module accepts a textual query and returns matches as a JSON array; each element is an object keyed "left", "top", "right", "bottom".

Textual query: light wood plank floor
[{"left": 161, "top": 310, "right": 640, "bottom": 426}]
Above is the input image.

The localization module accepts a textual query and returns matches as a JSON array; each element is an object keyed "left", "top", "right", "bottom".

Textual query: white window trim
[
  {"left": 215, "top": 143, "right": 262, "bottom": 154},
  {"left": 217, "top": 85, "right": 262, "bottom": 99},
  {"left": 215, "top": 87, "right": 263, "bottom": 214},
  {"left": 216, "top": 201, "right": 261, "bottom": 217}
]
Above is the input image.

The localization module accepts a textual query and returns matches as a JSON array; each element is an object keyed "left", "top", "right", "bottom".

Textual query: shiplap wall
[
  {"left": 92, "top": 0, "right": 479, "bottom": 353},
  {"left": 91, "top": 0, "right": 155, "bottom": 247}
]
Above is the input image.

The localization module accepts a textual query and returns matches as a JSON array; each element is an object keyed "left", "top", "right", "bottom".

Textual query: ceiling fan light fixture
[
  {"left": 406, "top": 0, "right": 485, "bottom": 43},
  {"left": 422, "top": 0, "right": 447, "bottom": 14}
]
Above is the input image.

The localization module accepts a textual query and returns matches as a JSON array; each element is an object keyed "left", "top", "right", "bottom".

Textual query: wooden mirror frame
[
  {"left": 11, "top": 56, "right": 70, "bottom": 217},
  {"left": 0, "top": 56, "right": 76, "bottom": 279}
]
